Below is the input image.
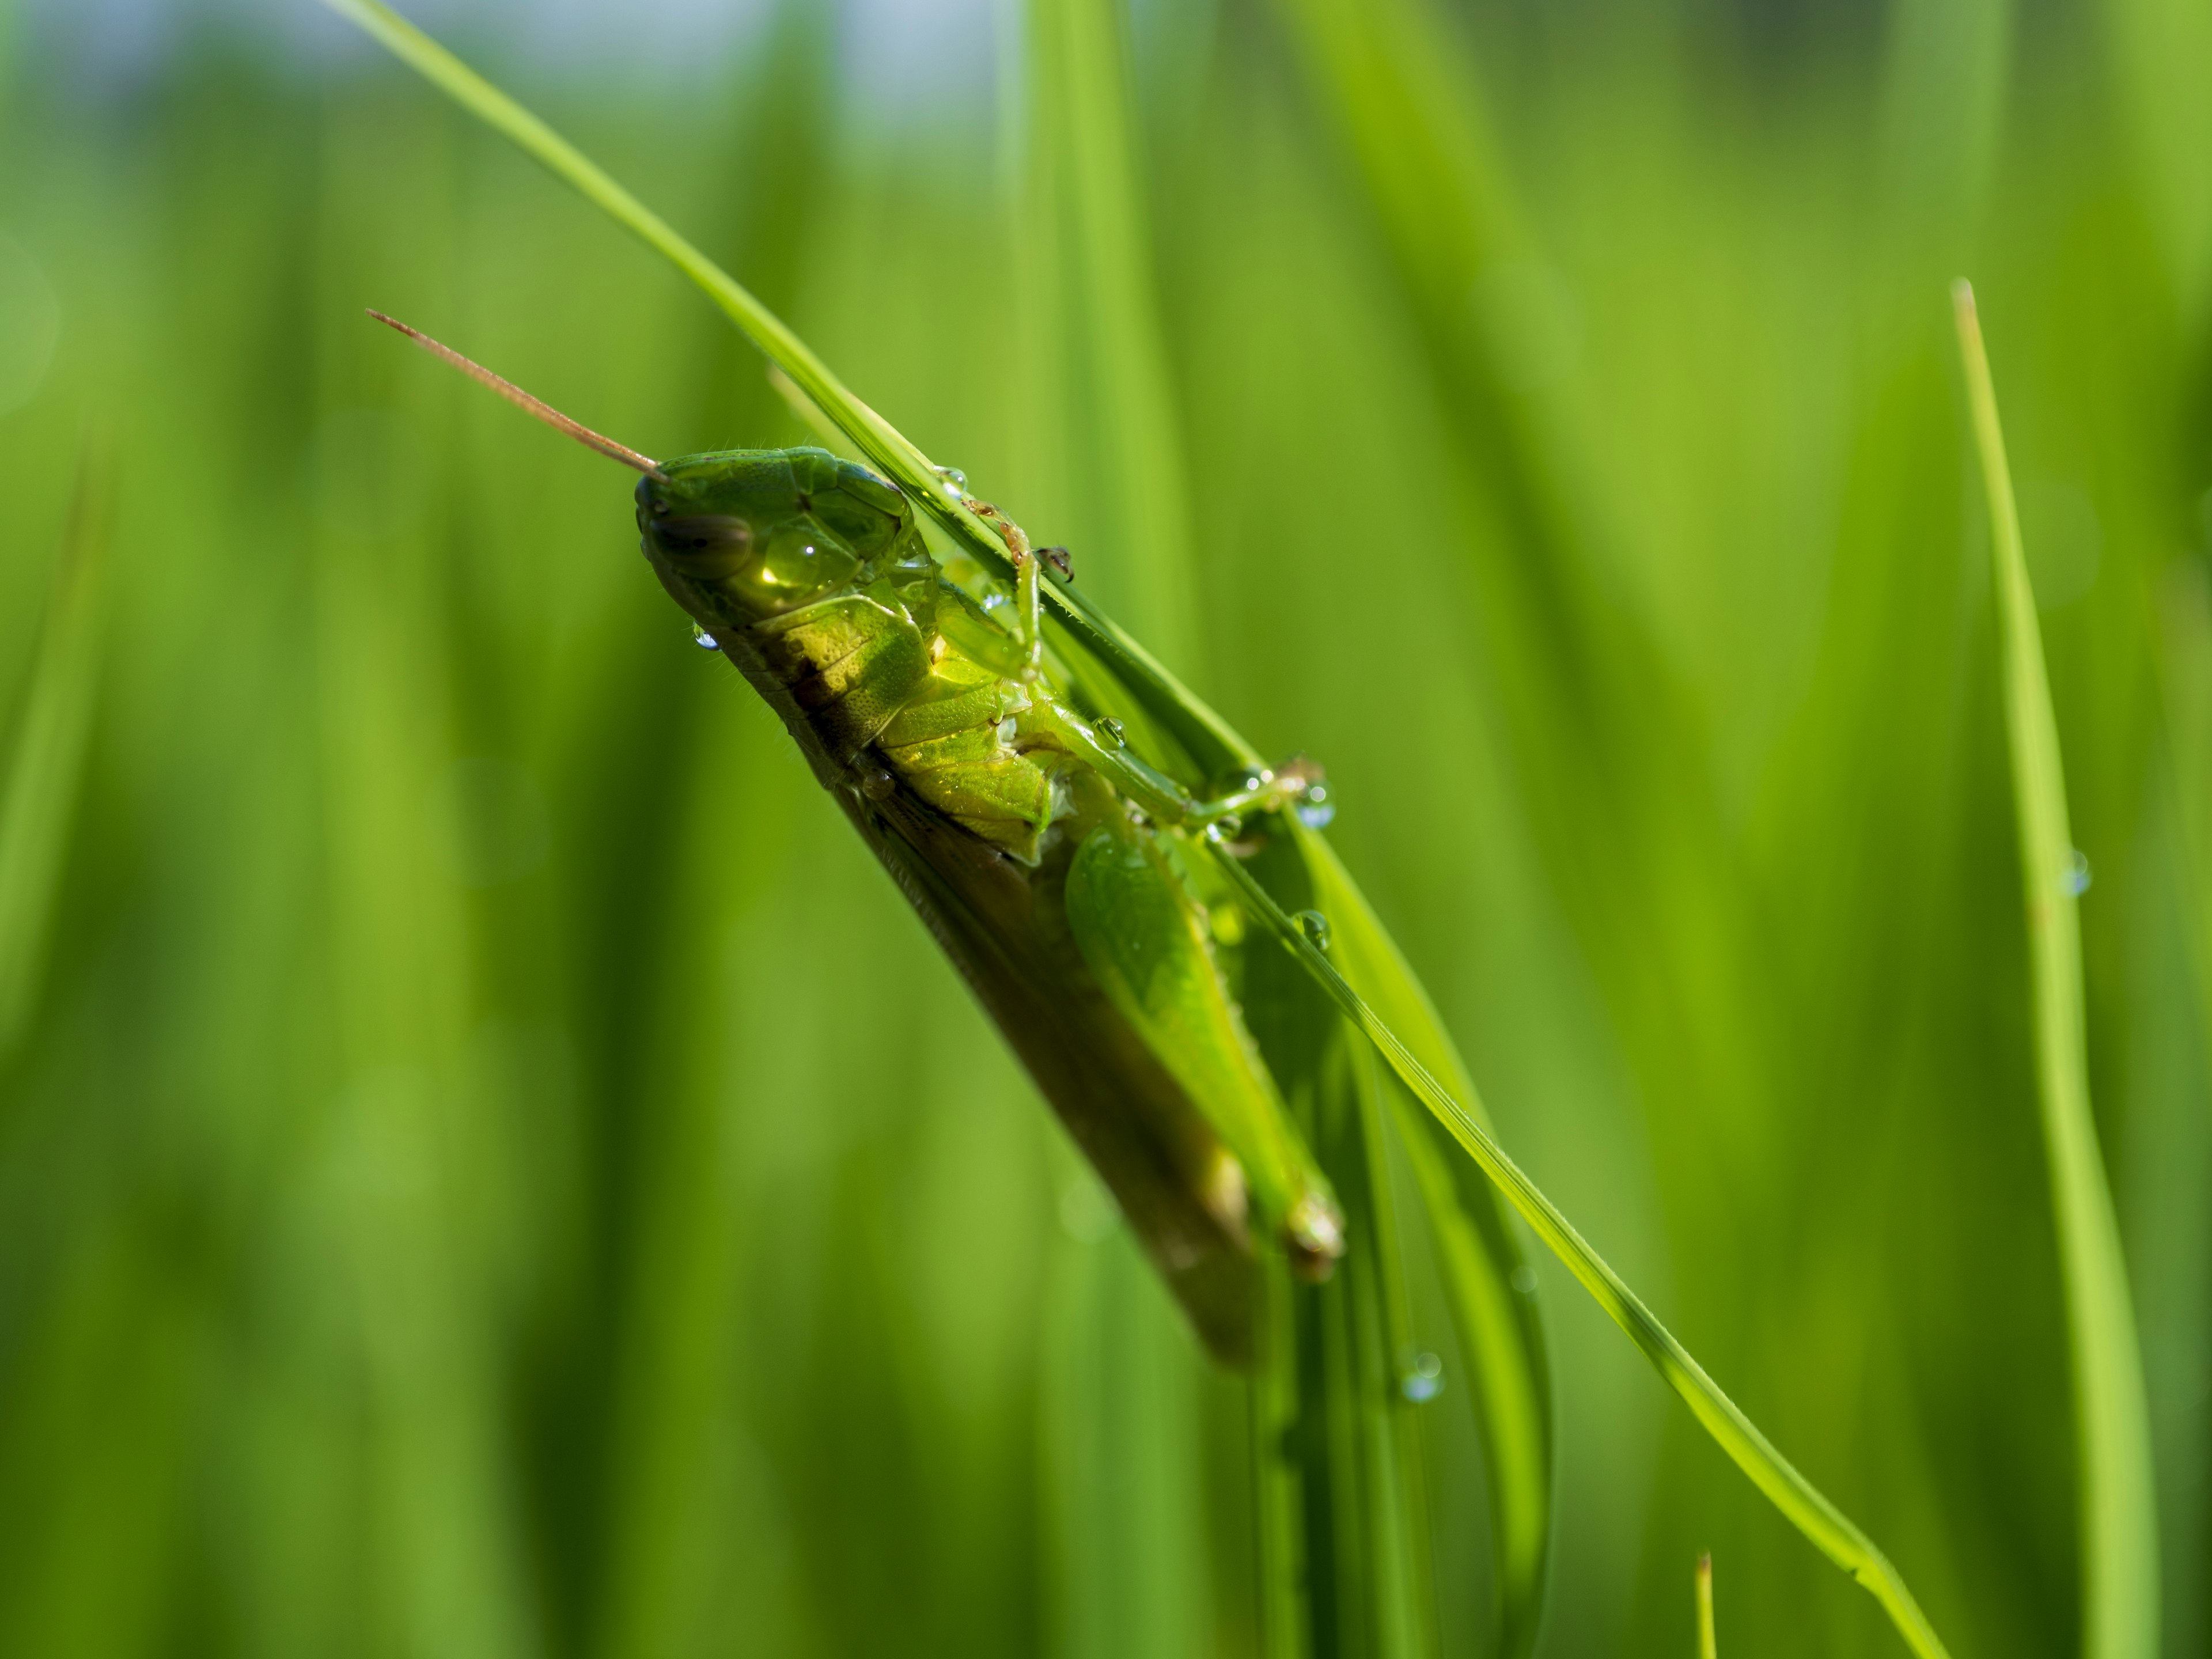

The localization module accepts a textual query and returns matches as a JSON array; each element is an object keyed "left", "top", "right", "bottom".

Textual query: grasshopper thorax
[{"left": 638, "top": 446, "right": 917, "bottom": 630}]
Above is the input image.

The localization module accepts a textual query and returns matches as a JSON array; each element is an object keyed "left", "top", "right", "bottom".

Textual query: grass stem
[{"left": 1951, "top": 278, "right": 2160, "bottom": 1659}]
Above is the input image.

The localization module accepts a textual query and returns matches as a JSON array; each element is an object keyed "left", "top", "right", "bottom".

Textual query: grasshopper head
[{"left": 638, "top": 448, "right": 912, "bottom": 627}]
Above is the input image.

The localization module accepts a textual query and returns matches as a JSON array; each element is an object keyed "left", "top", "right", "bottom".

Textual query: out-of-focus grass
[
  {"left": 1956, "top": 279, "right": 2158, "bottom": 1659},
  {"left": 0, "top": 1, "right": 2205, "bottom": 1657}
]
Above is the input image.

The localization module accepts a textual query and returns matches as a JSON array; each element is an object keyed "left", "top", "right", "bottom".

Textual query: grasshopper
[{"left": 371, "top": 313, "right": 1343, "bottom": 1365}]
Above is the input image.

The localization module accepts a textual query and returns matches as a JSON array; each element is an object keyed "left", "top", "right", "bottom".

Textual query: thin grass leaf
[
  {"left": 1241, "top": 834, "right": 1442, "bottom": 1658},
  {"left": 321, "top": 0, "right": 1246, "bottom": 782},
  {"left": 0, "top": 442, "right": 108, "bottom": 1059},
  {"left": 1952, "top": 279, "right": 2160, "bottom": 1659},
  {"left": 1203, "top": 833, "right": 1953, "bottom": 1659},
  {"left": 1347, "top": 1040, "right": 1444, "bottom": 1659},
  {"left": 325, "top": 16, "right": 1562, "bottom": 1650},
  {"left": 1300, "top": 836, "right": 1551, "bottom": 1656},
  {"left": 1696, "top": 1554, "right": 1717, "bottom": 1659}
]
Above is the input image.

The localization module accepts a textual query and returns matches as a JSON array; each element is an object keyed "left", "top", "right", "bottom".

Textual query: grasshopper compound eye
[{"left": 648, "top": 514, "right": 755, "bottom": 579}]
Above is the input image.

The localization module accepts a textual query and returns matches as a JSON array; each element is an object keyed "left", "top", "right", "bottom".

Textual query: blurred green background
[{"left": 0, "top": 0, "right": 2207, "bottom": 1654}]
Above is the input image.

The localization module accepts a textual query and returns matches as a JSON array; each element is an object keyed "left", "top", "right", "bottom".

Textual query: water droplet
[
  {"left": 2063, "top": 849, "right": 2092, "bottom": 896},
  {"left": 1096, "top": 716, "right": 1127, "bottom": 748},
  {"left": 1212, "top": 814, "right": 1245, "bottom": 842},
  {"left": 1293, "top": 910, "right": 1331, "bottom": 951},
  {"left": 1296, "top": 783, "right": 1334, "bottom": 830},
  {"left": 934, "top": 464, "right": 968, "bottom": 490},
  {"left": 1401, "top": 1352, "right": 1445, "bottom": 1403},
  {"left": 859, "top": 767, "right": 896, "bottom": 802},
  {"left": 691, "top": 625, "right": 719, "bottom": 650},
  {"left": 1511, "top": 1264, "right": 1539, "bottom": 1295}
]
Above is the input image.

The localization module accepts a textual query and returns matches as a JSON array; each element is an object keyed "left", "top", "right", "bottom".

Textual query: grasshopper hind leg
[{"left": 1063, "top": 814, "right": 1346, "bottom": 1278}]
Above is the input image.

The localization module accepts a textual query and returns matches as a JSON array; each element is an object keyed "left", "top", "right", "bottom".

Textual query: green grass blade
[
  {"left": 0, "top": 443, "right": 109, "bottom": 1059},
  {"left": 321, "top": 0, "right": 1247, "bottom": 779},
  {"left": 1697, "top": 1554, "right": 1717, "bottom": 1659},
  {"left": 1204, "top": 834, "right": 1953, "bottom": 1659},
  {"left": 1951, "top": 279, "right": 2161, "bottom": 1659},
  {"left": 1300, "top": 835, "right": 1551, "bottom": 1656},
  {"left": 1347, "top": 1037, "right": 1444, "bottom": 1659}
]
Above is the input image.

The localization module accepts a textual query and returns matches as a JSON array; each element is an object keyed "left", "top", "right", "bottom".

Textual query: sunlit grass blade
[
  {"left": 0, "top": 441, "right": 109, "bottom": 1059},
  {"left": 1696, "top": 1554, "right": 1717, "bottom": 1659},
  {"left": 1951, "top": 279, "right": 2160, "bottom": 1659},
  {"left": 1205, "top": 833, "right": 1953, "bottom": 1659},
  {"left": 321, "top": 0, "right": 1247, "bottom": 781}
]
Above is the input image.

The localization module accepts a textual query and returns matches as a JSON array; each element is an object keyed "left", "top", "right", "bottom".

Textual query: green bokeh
[{"left": 0, "top": 1, "right": 2205, "bottom": 1656}]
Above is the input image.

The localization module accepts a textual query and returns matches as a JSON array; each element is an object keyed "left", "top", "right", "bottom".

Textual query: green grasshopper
[{"left": 370, "top": 313, "right": 1344, "bottom": 1365}]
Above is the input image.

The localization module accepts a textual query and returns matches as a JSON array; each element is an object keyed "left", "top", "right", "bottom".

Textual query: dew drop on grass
[
  {"left": 1400, "top": 1352, "right": 1445, "bottom": 1403},
  {"left": 1296, "top": 783, "right": 1334, "bottom": 830},
  {"left": 934, "top": 464, "right": 968, "bottom": 490},
  {"left": 1293, "top": 910, "right": 1331, "bottom": 950},
  {"left": 1512, "top": 1264, "right": 1539, "bottom": 1294},
  {"left": 2063, "top": 849, "right": 2092, "bottom": 896},
  {"left": 1096, "top": 716, "right": 1126, "bottom": 748},
  {"left": 692, "top": 625, "right": 719, "bottom": 650}
]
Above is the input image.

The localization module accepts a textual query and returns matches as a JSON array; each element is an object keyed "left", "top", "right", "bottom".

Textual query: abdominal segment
[{"left": 752, "top": 588, "right": 1064, "bottom": 861}]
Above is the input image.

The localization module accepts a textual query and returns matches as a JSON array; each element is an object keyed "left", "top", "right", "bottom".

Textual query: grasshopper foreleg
[{"left": 1022, "top": 700, "right": 1323, "bottom": 831}]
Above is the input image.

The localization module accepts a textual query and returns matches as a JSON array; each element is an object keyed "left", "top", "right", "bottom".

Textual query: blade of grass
[
  {"left": 0, "top": 440, "right": 109, "bottom": 1060},
  {"left": 1251, "top": 1258, "right": 1308, "bottom": 1659},
  {"left": 327, "top": 12, "right": 1560, "bottom": 1646},
  {"left": 1203, "top": 832, "right": 1953, "bottom": 1659},
  {"left": 1347, "top": 1040, "right": 1443, "bottom": 1659},
  {"left": 321, "top": 0, "right": 1247, "bottom": 781},
  {"left": 1696, "top": 1554, "right": 1717, "bottom": 1659},
  {"left": 1951, "top": 279, "right": 2160, "bottom": 1659},
  {"left": 1301, "top": 836, "right": 1551, "bottom": 1656}
]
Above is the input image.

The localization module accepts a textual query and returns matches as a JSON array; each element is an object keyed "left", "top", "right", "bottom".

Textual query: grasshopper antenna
[{"left": 366, "top": 310, "right": 666, "bottom": 480}]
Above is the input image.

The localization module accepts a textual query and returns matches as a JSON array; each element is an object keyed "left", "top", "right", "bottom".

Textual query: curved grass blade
[
  {"left": 0, "top": 442, "right": 109, "bottom": 1060},
  {"left": 1951, "top": 280, "right": 2160, "bottom": 1659},
  {"left": 1203, "top": 832, "right": 1953, "bottom": 1659},
  {"left": 323, "top": 0, "right": 1556, "bottom": 1639},
  {"left": 321, "top": 0, "right": 1245, "bottom": 779},
  {"left": 1298, "top": 835, "right": 1551, "bottom": 1655},
  {"left": 1237, "top": 833, "right": 1448, "bottom": 1658}
]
